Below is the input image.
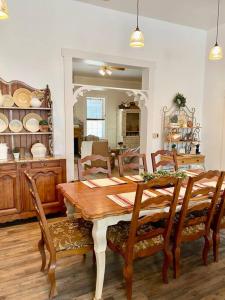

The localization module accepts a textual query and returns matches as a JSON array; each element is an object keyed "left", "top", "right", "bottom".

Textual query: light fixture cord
[
  {"left": 137, "top": 0, "right": 139, "bottom": 29},
  {"left": 216, "top": 0, "right": 220, "bottom": 45}
]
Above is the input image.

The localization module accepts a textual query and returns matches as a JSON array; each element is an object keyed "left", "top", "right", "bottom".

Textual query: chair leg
[
  {"left": 48, "top": 256, "right": 57, "bottom": 299},
  {"left": 213, "top": 231, "right": 220, "bottom": 262},
  {"left": 173, "top": 246, "right": 181, "bottom": 279},
  {"left": 123, "top": 263, "right": 133, "bottom": 300},
  {"left": 203, "top": 235, "right": 212, "bottom": 266},
  {"left": 162, "top": 249, "right": 172, "bottom": 284},
  {"left": 38, "top": 235, "right": 46, "bottom": 272}
]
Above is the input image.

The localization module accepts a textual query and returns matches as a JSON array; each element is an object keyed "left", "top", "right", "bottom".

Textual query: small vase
[{"left": 13, "top": 152, "right": 20, "bottom": 161}]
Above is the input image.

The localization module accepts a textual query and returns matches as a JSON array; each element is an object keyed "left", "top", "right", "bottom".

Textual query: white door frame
[{"left": 62, "top": 48, "right": 156, "bottom": 181}]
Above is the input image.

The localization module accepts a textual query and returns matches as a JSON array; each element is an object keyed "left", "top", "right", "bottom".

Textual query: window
[{"left": 86, "top": 97, "right": 105, "bottom": 138}]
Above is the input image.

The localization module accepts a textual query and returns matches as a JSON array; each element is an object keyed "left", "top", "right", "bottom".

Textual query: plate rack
[{"left": 0, "top": 78, "right": 53, "bottom": 159}]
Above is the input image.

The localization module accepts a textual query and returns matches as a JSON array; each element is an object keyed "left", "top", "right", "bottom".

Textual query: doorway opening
[{"left": 63, "top": 49, "right": 153, "bottom": 180}]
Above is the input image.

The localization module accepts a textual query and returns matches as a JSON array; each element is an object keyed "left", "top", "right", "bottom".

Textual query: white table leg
[
  {"left": 64, "top": 197, "right": 75, "bottom": 218},
  {"left": 92, "top": 219, "right": 108, "bottom": 300}
]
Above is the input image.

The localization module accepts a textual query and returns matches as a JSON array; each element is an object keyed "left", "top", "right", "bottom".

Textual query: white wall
[
  {"left": 203, "top": 24, "right": 225, "bottom": 169},
  {"left": 0, "top": 0, "right": 206, "bottom": 160}
]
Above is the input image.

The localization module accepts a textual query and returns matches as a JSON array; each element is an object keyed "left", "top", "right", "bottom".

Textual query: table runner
[
  {"left": 107, "top": 188, "right": 186, "bottom": 208},
  {"left": 82, "top": 177, "right": 127, "bottom": 188},
  {"left": 106, "top": 184, "right": 218, "bottom": 208},
  {"left": 125, "top": 175, "right": 144, "bottom": 182}
]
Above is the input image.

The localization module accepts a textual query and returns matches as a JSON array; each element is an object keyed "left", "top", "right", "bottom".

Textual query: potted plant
[
  {"left": 13, "top": 147, "right": 20, "bottom": 160},
  {"left": 39, "top": 119, "right": 49, "bottom": 132},
  {"left": 173, "top": 93, "right": 186, "bottom": 109}
]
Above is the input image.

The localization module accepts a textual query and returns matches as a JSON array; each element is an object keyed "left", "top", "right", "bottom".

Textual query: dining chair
[
  {"left": 107, "top": 176, "right": 182, "bottom": 300},
  {"left": 151, "top": 150, "right": 178, "bottom": 172},
  {"left": 24, "top": 171, "right": 93, "bottom": 299},
  {"left": 77, "top": 154, "right": 112, "bottom": 181},
  {"left": 173, "top": 170, "right": 225, "bottom": 279},
  {"left": 211, "top": 189, "right": 225, "bottom": 262},
  {"left": 118, "top": 152, "right": 147, "bottom": 177}
]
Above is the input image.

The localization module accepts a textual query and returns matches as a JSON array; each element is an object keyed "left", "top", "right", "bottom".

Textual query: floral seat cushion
[
  {"left": 49, "top": 218, "right": 93, "bottom": 252},
  {"left": 107, "top": 221, "right": 164, "bottom": 255},
  {"left": 182, "top": 223, "right": 205, "bottom": 237}
]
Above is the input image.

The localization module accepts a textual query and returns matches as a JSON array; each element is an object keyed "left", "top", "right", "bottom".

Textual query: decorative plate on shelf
[
  {"left": 0, "top": 113, "right": 9, "bottom": 132},
  {"left": 13, "top": 88, "right": 32, "bottom": 108},
  {"left": 23, "top": 113, "right": 42, "bottom": 132},
  {"left": 9, "top": 119, "right": 23, "bottom": 133},
  {"left": 2, "top": 95, "right": 14, "bottom": 107}
]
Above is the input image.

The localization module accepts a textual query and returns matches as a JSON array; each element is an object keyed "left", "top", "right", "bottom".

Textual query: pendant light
[
  {"left": 0, "top": 0, "right": 8, "bottom": 20},
  {"left": 209, "top": 0, "right": 223, "bottom": 60},
  {"left": 130, "top": 0, "right": 144, "bottom": 48}
]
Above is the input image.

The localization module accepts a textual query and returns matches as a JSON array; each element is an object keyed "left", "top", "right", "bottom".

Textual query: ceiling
[
  {"left": 76, "top": 0, "right": 225, "bottom": 30},
  {"left": 73, "top": 59, "right": 143, "bottom": 81}
]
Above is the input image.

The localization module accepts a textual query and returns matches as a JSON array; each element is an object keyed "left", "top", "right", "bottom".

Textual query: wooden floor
[{"left": 1, "top": 219, "right": 225, "bottom": 300}]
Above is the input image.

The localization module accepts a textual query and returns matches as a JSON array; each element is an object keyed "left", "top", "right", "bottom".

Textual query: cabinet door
[
  {"left": 0, "top": 172, "right": 20, "bottom": 216},
  {"left": 26, "top": 167, "right": 64, "bottom": 211}
]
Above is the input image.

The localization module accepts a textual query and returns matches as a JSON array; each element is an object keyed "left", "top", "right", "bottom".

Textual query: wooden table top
[
  {"left": 58, "top": 178, "right": 137, "bottom": 220},
  {"left": 58, "top": 170, "right": 207, "bottom": 221}
]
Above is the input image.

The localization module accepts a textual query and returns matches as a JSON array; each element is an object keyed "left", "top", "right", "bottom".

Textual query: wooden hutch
[{"left": 0, "top": 78, "right": 66, "bottom": 223}]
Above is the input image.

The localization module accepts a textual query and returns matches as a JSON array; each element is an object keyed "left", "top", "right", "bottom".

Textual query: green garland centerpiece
[
  {"left": 173, "top": 93, "right": 186, "bottom": 109},
  {"left": 141, "top": 170, "right": 187, "bottom": 182}
]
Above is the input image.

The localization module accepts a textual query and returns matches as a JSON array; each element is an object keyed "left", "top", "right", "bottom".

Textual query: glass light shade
[
  {"left": 209, "top": 44, "right": 223, "bottom": 60},
  {"left": 130, "top": 28, "right": 144, "bottom": 48},
  {"left": 106, "top": 69, "right": 112, "bottom": 75},
  {"left": 0, "top": 0, "right": 8, "bottom": 19},
  {"left": 98, "top": 68, "right": 106, "bottom": 76}
]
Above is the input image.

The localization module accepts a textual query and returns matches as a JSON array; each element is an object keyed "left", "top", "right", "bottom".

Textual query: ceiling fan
[
  {"left": 83, "top": 60, "right": 126, "bottom": 76},
  {"left": 98, "top": 65, "right": 126, "bottom": 76}
]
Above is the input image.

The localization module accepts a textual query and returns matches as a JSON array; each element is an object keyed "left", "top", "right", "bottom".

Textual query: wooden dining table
[{"left": 57, "top": 170, "right": 204, "bottom": 300}]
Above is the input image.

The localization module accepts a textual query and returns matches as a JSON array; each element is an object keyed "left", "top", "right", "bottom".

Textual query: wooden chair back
[
  {"left": 125, "top": 176, "right": 182, "bottom": 261},
  {"left": 212, "top": 189, "right": 225, "bottom": 232},
  {"left": 174, "top": 170, "right": 225, "bottom": 243},
  {"left": 77, "top": 154, "right": 112, "bottom": 181},
  {"left": 151, "top": 150, "right": 178, "bottom": 172},
  {"left": 24, "top": 171, "right": 55, "bottom": 254},
  {"left": 118, "top": 152, "right": 147, "bottom": 177}
]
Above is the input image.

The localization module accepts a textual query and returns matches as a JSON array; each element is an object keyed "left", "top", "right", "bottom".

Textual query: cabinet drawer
[
  {"left": 31, "top": 160, "right": 60, "bottom": 169},
  {"left": 0, "top": 163, "right": 17, "bottom": 172},
  {"left": 178, "top": 157, "right": 205, "bottom": 165}
]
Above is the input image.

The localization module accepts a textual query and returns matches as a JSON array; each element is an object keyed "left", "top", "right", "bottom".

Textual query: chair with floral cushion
[
  {"left": 107, "top": 176, "right": 182, "bottom": 300},
  {"left": 211, "top": 189, "right": 225, "bottom": 262},
  {"left": 173, "top": 170, "right": 225, "bottom": 279},
  {"left": 24, "top": 171, "right": 93, "bottom": 299},
  {"left": 151, "top": 150, "right": 178, "bottom": 172}
]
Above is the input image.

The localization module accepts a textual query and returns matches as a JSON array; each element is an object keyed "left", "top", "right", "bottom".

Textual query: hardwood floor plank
[{"left": 1, "top": 220, "right": 225, "bottom": 299}]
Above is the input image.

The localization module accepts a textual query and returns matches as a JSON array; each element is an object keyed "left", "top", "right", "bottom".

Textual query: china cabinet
[
  {"left": 0, "top": 78, "right": 66, "bottom": 223},
  {"left": 117, "top": 108, "right": 140, "bottom": 148}
]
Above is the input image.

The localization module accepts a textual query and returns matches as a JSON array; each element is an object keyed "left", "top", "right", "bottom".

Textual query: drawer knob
[{"left": 21, "top": 163, "right": 27, "bottom": 168}]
